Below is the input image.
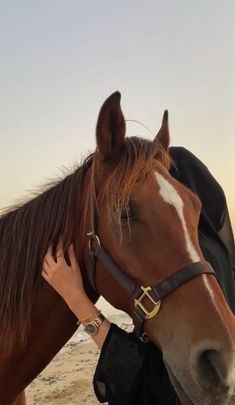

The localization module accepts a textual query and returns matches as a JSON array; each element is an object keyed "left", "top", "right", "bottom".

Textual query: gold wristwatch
[{"left": 83, "top": 311, "right": 105, "bottom": 336}]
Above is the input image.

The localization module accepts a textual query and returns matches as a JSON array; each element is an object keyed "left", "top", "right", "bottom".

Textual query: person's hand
[
  {"left": 42, "top": 243, "right": 86, "bottom": 305},
  {"left": 42, "top": 243, "right": 111, "bottom": 348}
]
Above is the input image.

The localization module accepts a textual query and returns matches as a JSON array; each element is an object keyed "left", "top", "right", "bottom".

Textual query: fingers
[
  {"left": 43, "top": 257, "right": 50, "bottom": 268},
  {"left": 42, "top": 258, "right": 49, "bottom": 272},
  {"left": 56, "top": 240, "right": 65, "bottom": 263},
  {"left": 42, "top": 266, "right": 49, "bottom": 280},
  {"left": 68, "top": 244, "right": 79, "bottom": 270},
  {"left": 44, "top": 245, "right": 54, "bottom": 265},
  {"left": 42, "top": 242, "right": 78, "bottom": 281},
  {"left": 45, "top": 242, "right": 65, "bottom": 264},
  {"left": 42, "top": 255, "right": 50, "bottom": 278}
]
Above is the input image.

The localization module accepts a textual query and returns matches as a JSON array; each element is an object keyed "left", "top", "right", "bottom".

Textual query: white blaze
[{"left": 155, "top": 172, "right": 200, "bottom": 262}]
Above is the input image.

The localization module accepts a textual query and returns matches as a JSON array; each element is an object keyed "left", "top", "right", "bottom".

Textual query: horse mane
[
  {"left": 0, "top": 154, "right": 93, "bottom": 353},
  {"left": 0, "top": 136, "right": 170, "bottom": 354}
]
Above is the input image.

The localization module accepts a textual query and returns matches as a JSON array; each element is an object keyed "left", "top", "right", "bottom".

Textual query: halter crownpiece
[{"left": 87, "top": 232, "right": 216, "bottom": 338}]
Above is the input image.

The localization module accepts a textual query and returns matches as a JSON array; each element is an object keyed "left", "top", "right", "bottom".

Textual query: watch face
[{"left": 85, "top": 323, "right": 98, "bottom": 335}]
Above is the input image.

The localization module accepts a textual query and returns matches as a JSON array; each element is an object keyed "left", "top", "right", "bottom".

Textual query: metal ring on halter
[
  {"left": 87, "top": 233, "right": 101, "bottom": 252},
  {"left": 139, "top": 332, "right": 150, "bottom": 343}
]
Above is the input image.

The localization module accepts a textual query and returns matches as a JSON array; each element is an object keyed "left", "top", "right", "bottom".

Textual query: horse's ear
[
  {"left": 96, "top": 92, "right": 126, "bottom": 161},
  {"left": 154, "top": 110, "right": 170, "bottom": 152}
]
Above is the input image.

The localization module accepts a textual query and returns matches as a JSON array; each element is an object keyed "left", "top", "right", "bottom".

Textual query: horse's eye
[
  {"left": 119, "top": 202, "right": 138, "bottom": 224},
  {"left": 120, "top": 206, "right": 137, "bottom": 224},
  {"left": 120, "top": 209, "right": 130, "bottom": 223}
]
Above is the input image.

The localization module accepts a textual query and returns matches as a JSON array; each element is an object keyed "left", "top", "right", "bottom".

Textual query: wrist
[
  {"left": 66, "top": 291, "right": 99, "bottom": 322},
  {"left": 65, "top": 287, "right": 87, "bottom": 307}
]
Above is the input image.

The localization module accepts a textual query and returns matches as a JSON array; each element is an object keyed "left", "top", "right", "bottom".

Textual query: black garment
[
  {"left": 169, "top": 147, "right": 235, "bottom": 310},
  {"left": 94, "top": 324, "right": 179, "bottom": 405},
  {"left": 93, "top": 147, "right": 235, "bottom": 404}
]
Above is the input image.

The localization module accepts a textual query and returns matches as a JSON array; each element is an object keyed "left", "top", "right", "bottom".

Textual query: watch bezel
[{"left": 84, "top": 322, "right": 98, "bottom": 336}]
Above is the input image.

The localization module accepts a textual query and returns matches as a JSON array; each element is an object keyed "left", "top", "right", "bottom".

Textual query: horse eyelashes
[{"left": 120, "top": 203, "right": 138, "bottom": 224}]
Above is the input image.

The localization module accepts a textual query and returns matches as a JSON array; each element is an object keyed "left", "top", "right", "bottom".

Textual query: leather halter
[
  {"left": 87, "top": 232, "right": 216, "bottom": 338},
  {"left": 86, "top": 186, "right": 216, "bottom": 338}
]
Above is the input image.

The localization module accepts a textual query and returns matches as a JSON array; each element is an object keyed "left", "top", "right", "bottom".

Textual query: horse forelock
[{"left": 92, "top": 136, "right": 172, "bottom": 227}]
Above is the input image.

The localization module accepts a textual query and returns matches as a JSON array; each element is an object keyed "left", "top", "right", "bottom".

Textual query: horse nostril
[{"left": 197, "top": 349, "right": 230, "bottom": 391}]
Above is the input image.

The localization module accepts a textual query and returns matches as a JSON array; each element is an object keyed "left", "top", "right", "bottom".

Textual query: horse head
[{"left": 82, "top": 92, "right": 235, "bottom": 405}]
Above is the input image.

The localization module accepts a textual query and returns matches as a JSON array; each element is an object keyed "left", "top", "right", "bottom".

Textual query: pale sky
[{"left": 0, "top": 1, "right": 234, "bottom": 230}]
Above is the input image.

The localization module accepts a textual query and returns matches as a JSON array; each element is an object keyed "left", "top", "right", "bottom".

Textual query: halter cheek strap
[{"left": 87, "top": 234, "right": 216, "bottom": 337}]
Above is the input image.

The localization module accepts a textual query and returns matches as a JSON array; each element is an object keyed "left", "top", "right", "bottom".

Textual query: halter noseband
[{"left": 87, "top": 232, "right": 216, "bottom": 338}]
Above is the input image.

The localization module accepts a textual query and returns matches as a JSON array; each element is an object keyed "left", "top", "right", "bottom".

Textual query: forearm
[{"left": 66, "top": 291, "right": 111, "bottom": 349}]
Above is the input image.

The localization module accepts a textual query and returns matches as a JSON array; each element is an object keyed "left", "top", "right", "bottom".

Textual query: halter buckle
[{"left": 135, "top": 286, "right": 161, "bottom": 320}]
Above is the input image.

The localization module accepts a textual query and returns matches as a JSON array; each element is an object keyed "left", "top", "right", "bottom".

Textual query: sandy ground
[
  {"left": 26, "top": 300, "right": 132, "bottom": 405},
  {"left": 26, "top": 340, "right": 103, "bottom": 405}
]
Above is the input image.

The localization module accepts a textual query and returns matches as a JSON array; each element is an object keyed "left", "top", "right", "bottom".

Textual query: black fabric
[
  {"left": 93, "top": 147, "right": 235, "bottom": 404},
  {"left": 94, "top": 324, "right": 179, "bottom": 405},
  {"left": 169, "top": 147, "right": 235, "bottom": 310}
]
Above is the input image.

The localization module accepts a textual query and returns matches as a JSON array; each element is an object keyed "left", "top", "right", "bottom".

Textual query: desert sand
[
  {"left": 26, "top": 340, "right": 102, "bottom": 405},
  {"left": 26, "top": 301, "right": 132, "bottom": 405}
]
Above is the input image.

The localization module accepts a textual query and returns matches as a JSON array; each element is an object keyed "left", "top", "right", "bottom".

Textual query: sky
[{"left": 0, "top": 1, "right": 234, "bottom": 231}]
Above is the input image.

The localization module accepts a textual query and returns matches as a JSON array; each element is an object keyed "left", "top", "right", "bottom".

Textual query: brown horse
[{"left": 0, "top": 92, "right": 235, "bottom": 405}]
